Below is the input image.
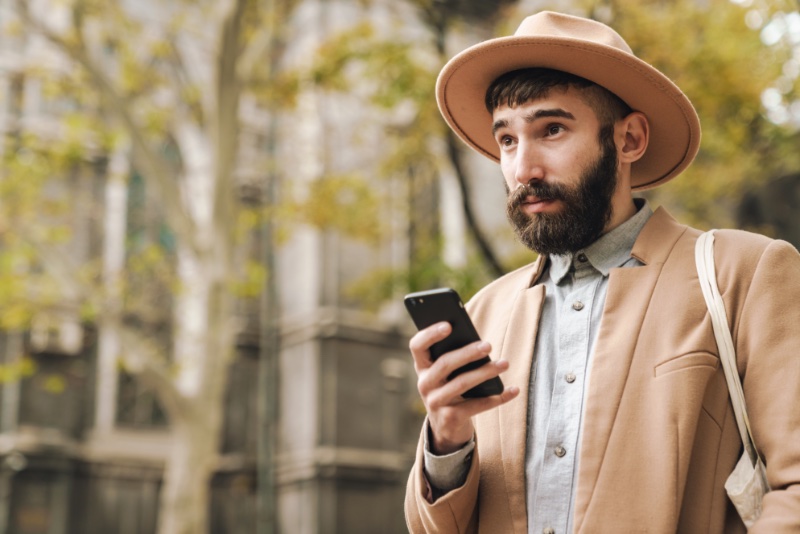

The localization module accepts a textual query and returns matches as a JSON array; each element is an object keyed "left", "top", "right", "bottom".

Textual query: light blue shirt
[
  {"left": 527, "top": 200, "right": 651, "bottom": 534},
  {"left": 425, "top": 200, "right": 653, "bottom": 534}
]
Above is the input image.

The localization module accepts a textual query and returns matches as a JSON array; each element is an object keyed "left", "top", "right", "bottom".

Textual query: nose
[{"left": 511, "top": 142, "right": 544, "bottom": 187}]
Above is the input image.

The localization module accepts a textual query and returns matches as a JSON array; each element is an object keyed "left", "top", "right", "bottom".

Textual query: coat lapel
[
  {"left": 572, "top": 207, "right": 688, "bottom": 531},
  {"left": 498, "top": 281, "right": 546, "bottom": 533}
]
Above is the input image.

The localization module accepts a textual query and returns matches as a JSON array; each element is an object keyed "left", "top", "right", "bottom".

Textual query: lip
[{"left": 521, "top": 196, "right": 558, "bottom": 214}]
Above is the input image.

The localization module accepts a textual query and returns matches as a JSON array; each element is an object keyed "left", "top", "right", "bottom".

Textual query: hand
[{"left": 409, "top": 322, "right": 519, "bottom": 455}]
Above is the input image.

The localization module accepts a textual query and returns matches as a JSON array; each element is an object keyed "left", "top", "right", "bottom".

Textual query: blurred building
[{"left": 0, "top": 0, "right": 452, "bottom": 532}]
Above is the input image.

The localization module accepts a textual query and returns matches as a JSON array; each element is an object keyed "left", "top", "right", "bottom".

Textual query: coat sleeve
[
  {"left": 733, "top": 239, "right": 800, "bottom": 532},
  {"left": 405, "top": 422, "right": 480, "bottom": 534}
]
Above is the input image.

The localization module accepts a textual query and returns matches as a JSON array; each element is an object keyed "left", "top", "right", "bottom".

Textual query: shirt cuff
[{"left": 422, "top": 420, "right": 475, "bottom": 495}]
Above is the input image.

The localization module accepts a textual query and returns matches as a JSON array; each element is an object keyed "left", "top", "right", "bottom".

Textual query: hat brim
[{"left": 436, "top": 35, "right": 701, "bottom": 190}]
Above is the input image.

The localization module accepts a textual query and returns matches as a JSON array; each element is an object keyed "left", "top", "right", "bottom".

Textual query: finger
[
  {"left": 420, "top": 344, "right": 498, "bottom": 400},
  {"left": 408, "top": 322, "right": 451, "bottom": 370},
  {"left": 458, "top": 385, "right": 520, "bottom": 418},
  {"left": 431, "top": 340, "right": 493, "bottom": 380},
  {"left": 426, "top": 358, "right": 510, "bottom": 409},
  {"left": 417, "top": 341, "right": 494, "bottom": 398}
]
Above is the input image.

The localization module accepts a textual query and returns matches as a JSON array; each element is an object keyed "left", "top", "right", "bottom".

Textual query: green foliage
[
  {"left": 0, "top": 135, "right": 94, "bottom": 328},
  {"left": 571, "top": 0, "right": 800, "bottom": 228},
  {"left": 283, "top": 174, "right": 384, "bottom": 243},
  {"left": 304, "top": 18, "right": 502, "bottom": 308},
  {"left": 409, "top": 0, "right": 518, "bottom": 36},
  {"left": 122, "top": 243, "right": 177, "bottom": 322},
  {"left": 256, "top": 71, "right": 301, "bottom": 108},
  {"left": 312, "top": 23, "right": 436, "bottom": 109},
  {"left": 243, "top": 0, "right": 303, "bottom": 109},
  {"left": 229, "top": 260, "right": 266, "bottom": 298}
]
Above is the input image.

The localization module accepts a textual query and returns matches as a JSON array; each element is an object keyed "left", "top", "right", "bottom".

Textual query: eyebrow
[{"left": 491, "top": 108, "right": 576, "bottom": 136}]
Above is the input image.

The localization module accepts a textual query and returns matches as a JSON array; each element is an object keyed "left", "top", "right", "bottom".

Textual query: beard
[{"left": 506, "top": 130, "right": 618, "bottom": 256}]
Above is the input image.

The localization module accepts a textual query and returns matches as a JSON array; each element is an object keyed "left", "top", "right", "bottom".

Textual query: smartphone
[{"left": 404, "top": 288, "right": 504, "bottom": 398}]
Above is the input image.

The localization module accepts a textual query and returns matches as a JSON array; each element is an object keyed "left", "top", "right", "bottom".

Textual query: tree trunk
[
  {"left": 156, "top": 412, "right": 221, "bottom": 534},
  {"left": 155, "top": 248, "right": 233, "bottom": 534}
]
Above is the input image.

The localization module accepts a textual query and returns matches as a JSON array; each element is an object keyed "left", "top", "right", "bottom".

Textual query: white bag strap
[{"left": 694, "top": 230, "right": 760, "bottom": 466}]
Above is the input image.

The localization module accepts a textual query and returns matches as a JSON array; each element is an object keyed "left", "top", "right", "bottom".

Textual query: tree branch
[
  {"left": 165, "top": 35, "right": 207, "bottom": 127},
  {"left": 210, "top": 0, "right": 246, "bottom": 263},
  {"left": 238, "top": 27, "right": 272, "bottom": 84},
  {"left": 116, "top": 323, "right": 188, "bottom": 421},
  {"left": 417, "top": 5, "right": 505, "bottom": 278},
  {"left": 445, "top": 129, "right": 505, "bottom": 278}
]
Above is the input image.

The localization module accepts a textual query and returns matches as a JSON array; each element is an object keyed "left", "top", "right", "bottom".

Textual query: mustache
[{"left": 507, "top": 182, "right": 571, "bottom": 210}]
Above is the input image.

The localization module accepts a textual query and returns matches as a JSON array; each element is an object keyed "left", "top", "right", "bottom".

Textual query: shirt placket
[{"left": 532, "top": 262, "right": 600, "bottom": 534}]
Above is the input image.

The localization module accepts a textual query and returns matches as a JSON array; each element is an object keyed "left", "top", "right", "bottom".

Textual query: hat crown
[{"left": 515, "top": 11, "right": 633, "bottom": 55}]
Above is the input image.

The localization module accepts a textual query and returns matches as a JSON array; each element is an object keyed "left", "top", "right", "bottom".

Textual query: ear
[{"left": 615, "top": 111, "right": 649, "bottom": 164}]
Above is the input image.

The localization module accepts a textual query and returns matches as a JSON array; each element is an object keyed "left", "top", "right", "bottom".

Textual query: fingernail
[
  {"left": 477, "top": 341, "right": 490, "bottom": 352},
  {"left": 437, "top": 323, "right": 449, "bottom": 333}
]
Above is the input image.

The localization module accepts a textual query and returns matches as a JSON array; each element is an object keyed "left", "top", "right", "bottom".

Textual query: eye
[
  {"left": 545, "top": 124, "right": 565, "bottom": 137},
  {"left": 497, "top": 134, "right": 516, "bottom": 148}
]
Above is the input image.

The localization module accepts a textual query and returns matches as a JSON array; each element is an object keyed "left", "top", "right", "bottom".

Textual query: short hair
[{"left": 485, "top": 68, "right": 633, "bottom": 130}]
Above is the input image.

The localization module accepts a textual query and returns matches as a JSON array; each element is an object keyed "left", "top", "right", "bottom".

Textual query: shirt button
[
  {"left": 572, "top": 300, "right": 584, "bottom": 311},
  {"left": 565, "top": 373, "right": 576, "bottom": 383},
  {"left": 554, "top": 446, "right": 566, "bottom": 457},
  {"left": 577, "top": 253, "right": 588, "bottom": 263},
  {"left": 543, "top": 529, "right": 555, "bottom": 534}
]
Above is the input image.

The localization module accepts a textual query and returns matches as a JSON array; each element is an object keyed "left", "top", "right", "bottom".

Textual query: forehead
[{"left": 491, "top": 87, "right": 601, "bottom": 125}]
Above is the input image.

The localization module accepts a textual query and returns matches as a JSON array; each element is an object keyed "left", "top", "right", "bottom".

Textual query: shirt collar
[{"left": 548, "top": 198, "right": 653, "bottom": 284}]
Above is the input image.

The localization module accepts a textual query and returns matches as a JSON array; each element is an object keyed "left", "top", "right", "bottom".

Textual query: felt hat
[{"left": 436, "top": 11, "right": 701, "bottom": 190}]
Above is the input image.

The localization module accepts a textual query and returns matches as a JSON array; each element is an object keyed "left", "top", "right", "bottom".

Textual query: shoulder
[
  {"left": 634, "top": 206, "right": 796, "bottom": 272},
  {"left": 711, "top": 228, "right": 777, "bottom": 256},
  {"left": 682, "top": 228, "right": 800, "bottom": 318},
  {"left": 697, "top": 228, "right": 799, "bottom": 279}
]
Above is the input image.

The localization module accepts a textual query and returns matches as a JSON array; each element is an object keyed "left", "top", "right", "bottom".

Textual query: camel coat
[{"left": 405, "top": 207, "right": 800, "bottom": 533}]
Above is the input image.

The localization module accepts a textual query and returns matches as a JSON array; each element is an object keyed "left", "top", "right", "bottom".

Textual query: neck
[{"left": 604, "top": 196, "right": 638, "bottom": 234}]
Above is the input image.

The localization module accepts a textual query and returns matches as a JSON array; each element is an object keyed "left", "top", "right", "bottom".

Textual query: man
[{"left": 405, "top": 11, "right": 800, "bottom": 534}]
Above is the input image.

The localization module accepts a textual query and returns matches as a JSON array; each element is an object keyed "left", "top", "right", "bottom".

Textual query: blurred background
[{"left": 0, "top": 0, "right": 797, "bottom": 532}]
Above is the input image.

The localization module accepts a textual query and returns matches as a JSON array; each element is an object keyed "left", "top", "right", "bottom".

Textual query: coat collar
[
  {"left": 549, "top": 200, "right": 654, "bottom": 283},
  {"left": 526, "top": 201, "right": 681, "bottom": 289},
  {"left": 630, "top": 206, "right": 688, "bottom": 266}
]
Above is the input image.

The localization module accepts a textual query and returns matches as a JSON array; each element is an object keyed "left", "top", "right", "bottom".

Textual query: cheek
[
  {"left": 499, "top": 160, "right": 516, "bottom": 189},
  {"left": 559, "top": 149, "right": 595, "bottom": 183}
]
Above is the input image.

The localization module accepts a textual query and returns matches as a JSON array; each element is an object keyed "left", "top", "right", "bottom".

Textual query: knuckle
[
  {"left": 446, "top": 373, "right": 465, "bottom": 393},
  {"left": 471, "top": 341, "right": 490, "bottom": 357},
  {"left": 451, "top": 373, "right": 470, "bottom": 392},
  {"left": 426, "top": 393, "right": 444, "bottom": 411},
  {"left": 412, "top": 324, "right": 448, "bottom": 352},
  {"left": 416, "top": 376, "right": 429, "bottom": 396}
]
